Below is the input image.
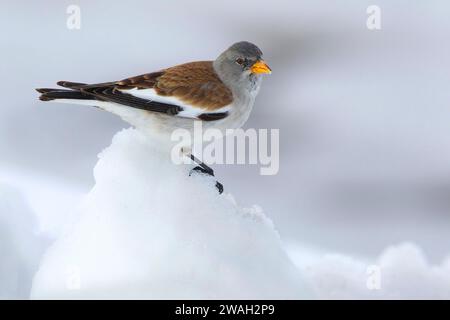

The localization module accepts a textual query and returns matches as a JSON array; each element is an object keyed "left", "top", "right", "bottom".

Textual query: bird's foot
[
  {"left": 215, "top": 181, "right": 224, "bottom": 194},
  {"left": 190, "top": 165, "right": 214, "bottom": 177},
  {"left": 189, "top": 166, "right": 224, "bottom": 194}
]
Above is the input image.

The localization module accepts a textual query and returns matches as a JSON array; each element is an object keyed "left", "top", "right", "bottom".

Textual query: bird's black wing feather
[
  {"left": 37, "top": 82, "right": 229, "bottom": 121},
  {"left": 81, "top": 87, "right": 183, "bottom": 116}
]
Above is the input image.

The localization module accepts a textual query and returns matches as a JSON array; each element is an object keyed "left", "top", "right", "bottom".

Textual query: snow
[
  {"left": 5, "top": 129, "right": 450, "bottom": 300},
  {"left": 31, "top": 128, "right": 311, "bottom": 299},
  {"left": 0, "top": 184, "right": 48, "bottom": 299},
  {"left": 0, "top": 167, "right": 83, "bottom": 238},
  {"left": 289, "top": 243, "right": 450, "bottom": 299}
]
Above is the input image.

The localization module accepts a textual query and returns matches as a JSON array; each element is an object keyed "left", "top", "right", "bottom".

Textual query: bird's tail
[
  {"left": 36, "top": 81, "right": 91, "bottom": 101},
  {"left": 36, "top": 88, "right": 93, "bottom": 101}
]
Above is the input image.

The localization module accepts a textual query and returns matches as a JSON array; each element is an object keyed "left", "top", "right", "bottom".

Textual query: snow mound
[
  {"left": 297, "top": 243, "right": 450, "bottom": 299},
  {"left": 31, "top": 128, "right": 312, "bottom": 299},
  {"left": 0, "top": 184, "right": 48, "bottom": 299}
]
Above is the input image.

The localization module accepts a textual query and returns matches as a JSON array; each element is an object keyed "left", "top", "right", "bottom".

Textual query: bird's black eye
[{"left": 235, "top": 57, "right": 245, "bottom": 65}]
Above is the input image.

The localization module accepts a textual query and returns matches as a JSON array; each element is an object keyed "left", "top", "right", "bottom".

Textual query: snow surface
[
  {"left": 11, "top": 129, "right": 450, "bottom": 300},
  {"left": 31, "top": 128, "right": 311, "bottom": 299},
  {"left": 0, "top": 184, "right": 48, "bottom": 299},
  {"left": 290, "top": 243, "right": 450, "bottom": 299}
]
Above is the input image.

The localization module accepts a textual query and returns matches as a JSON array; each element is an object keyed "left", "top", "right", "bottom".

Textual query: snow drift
[
  {"left": 31, "top": 128, "right": 311, "bottom": 299},
  {"left": 291, "top": 243, "right": 450, "bottom": 299},
  {"left": 0, "top": 184, "right": 47, "bottom": 299}
]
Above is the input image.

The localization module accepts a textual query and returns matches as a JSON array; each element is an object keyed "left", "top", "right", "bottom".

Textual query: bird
[{"left": 36, "top": 41, "right": 271, "bottom": 193}]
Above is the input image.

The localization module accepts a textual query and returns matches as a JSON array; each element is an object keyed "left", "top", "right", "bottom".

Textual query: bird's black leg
[{"left": 188, "top": 154, "right": 224, "bottom": 194}]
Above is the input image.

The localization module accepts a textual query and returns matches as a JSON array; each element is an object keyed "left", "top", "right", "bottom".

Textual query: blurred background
[{"left": 1, "top": 0, "right": 449, "bottom": 284}]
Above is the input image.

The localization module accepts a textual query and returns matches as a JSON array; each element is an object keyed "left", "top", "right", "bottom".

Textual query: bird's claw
[
  {"left": 189, "top": 166, "right": 224, "bottom": 194},
  {"left": 215, "top": 181, "right": 224, "bottom": 194},
  {"left": 189, "top": 166, "right": 214, "bottom": 177}
]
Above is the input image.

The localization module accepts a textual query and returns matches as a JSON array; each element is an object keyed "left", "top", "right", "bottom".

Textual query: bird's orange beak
[{"left": 251, "top": 60, "right": 272, "bottom": 74}]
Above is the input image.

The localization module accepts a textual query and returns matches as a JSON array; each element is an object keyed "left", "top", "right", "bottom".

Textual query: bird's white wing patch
[{"left": 119, "top": 88, "right": 231, "bottom": 118}]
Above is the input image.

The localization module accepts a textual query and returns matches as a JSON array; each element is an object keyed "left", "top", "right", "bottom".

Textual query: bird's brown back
[{"left": 117, "top": 61, "right": 233, "bottom": 111}]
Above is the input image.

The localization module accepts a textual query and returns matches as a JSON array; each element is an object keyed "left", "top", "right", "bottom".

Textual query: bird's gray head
[{"left": 213, "top": 41, "right": 271, "bottom": 91}]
